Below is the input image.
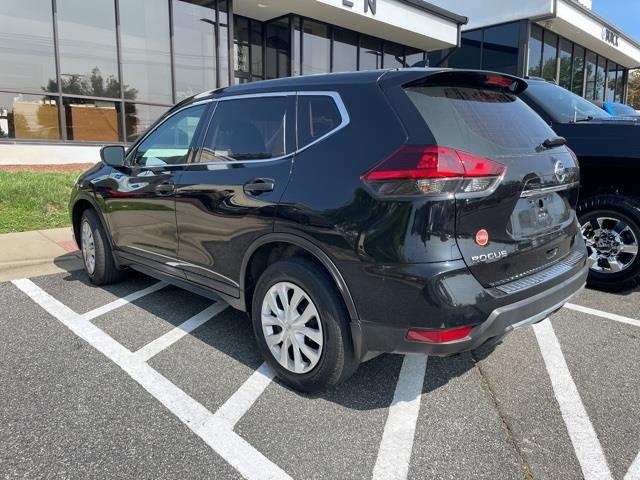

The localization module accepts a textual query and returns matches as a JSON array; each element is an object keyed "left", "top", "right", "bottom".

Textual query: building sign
[
  {"left": 602, "top": 27, "right": 619, "bottom": 47},
  {"left": 342, "top": 0, "right": 376, "bottom": 15}
]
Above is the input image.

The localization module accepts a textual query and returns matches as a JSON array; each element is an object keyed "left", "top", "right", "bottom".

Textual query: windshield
[
  {"left": 609, "top": 103, "right": 637, "bottom": 116},
  {"left": 524, "top": 82, "right": 611, "bottom": 123}
]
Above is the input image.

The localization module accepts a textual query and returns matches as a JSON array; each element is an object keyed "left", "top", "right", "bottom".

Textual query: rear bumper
[{"left": 343, "top": 242, "right": 589, "bottom": 360}]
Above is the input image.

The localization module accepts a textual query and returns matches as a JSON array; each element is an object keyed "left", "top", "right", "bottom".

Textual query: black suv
[
  {"left": 70, "top": 69, "right": 588, "bottom": 392},
  {"left": 521, "top": 80, "right": 640, "bottom": 291}
]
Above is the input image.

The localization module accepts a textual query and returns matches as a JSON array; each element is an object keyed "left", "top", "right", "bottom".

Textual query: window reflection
[
  {"left": 57, "top": 0, "right": 119, "bottom": 98},
  {"left": 119, "top": 0, "right": 172, "bottom": 104},
  {"left": 383, "top": 42, "right": 404, "bottom": 69},
  {"left": 302, "top": 20, "right": 330, "bottom": 75},
  {"left": 0, "top": 92, "right": 60, "bottom": 140},
  {"left": 266, "top": 17, "right": 291, "bottom": 79},
  {"left": 0, "top": 1, "right": 57, "bottom": 92},
  {"left": 360, "top": 35, "right": 382, "bottom": 70},
  {"left": 125, "top": 103, "right": 169, "bottom": 142},
  {"left": 483, "top": 23, "right": 519, "bottom": 76},
  {"left": 173, "top": 0, "right": 217, "bottom": 101},
  {"left": 218, "top": 0, "right": 230, "bottom": 87},
  {"left": 541, "top": 31, "right": 558, "bottom": 81},
  {"left": 63, "top": 97, "right": 121, "bottom": 142},
  {"left": 332, "top": 28, "right": 357, "bottom": 72},
  {"left": 528, "top": 25, "right": 543, "bottom": 77},
  {"left": 585, "top": 51, "right": 597, "bottom": 99},
  {"left": 558, "top": 38, "right": 572, "bottom": 90},
  {"left": 571, "top": 46, "right": 585, "bottom": 96}
]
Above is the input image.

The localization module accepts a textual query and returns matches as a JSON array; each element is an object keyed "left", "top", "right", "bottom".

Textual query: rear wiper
[{"left": 537, "top": 136, "right": 567, "bottom": 151}]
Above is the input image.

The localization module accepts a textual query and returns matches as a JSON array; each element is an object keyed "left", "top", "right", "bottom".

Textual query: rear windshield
[{"left": 404, "top": 85, "right": 558, "bottom": 157}]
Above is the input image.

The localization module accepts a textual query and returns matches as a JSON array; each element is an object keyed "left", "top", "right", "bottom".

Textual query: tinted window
[
  {"left": 0, "top": 92, "right": 60, "bottom": 140},
  {"left": 298, "top": 96, "right": 342, "bottom": 148},
  {"left": 541, "top": 31, "right": 558, "bottom": 81},
  {"left": 483, "top": 23, "right": 519, "bottom": 76},
  {"left": 558, "top": 38, "right": 572, "bottom": 90},
  {"left": 133, "top": 104, "right": 207, "bottom": 166},
  {"left": 404, "top": 86, "right": 557, "bottom": 157},
  {"left": 119, "top": 0, "right": 172, "bottom": 104},
  {"left": 528, "top": 25, "right": 543, "bottom": 77},
  {"left": 125, "top": 103, "right": 169, "bottom": 142},
  {"left": 383, "top": 42, "right": 404, "bottom": 69},
  {"left": 0, "top": 1, "right": 56, "bottom": 92},
  {"left": 524, "top": 81, "right": 610, "bottom": 123},
  {"left": 63, "top": 97, "right": 121, "bottom": 142},
  {"left": 200, "top": 97, "right": 286, "bottom": 162},
  {"left": 302, "top": 20, "right": 330, "bottom": 75},
  {"left": 173, "top": 0, "right": 217, "bottom": 101},
  {"left": 57, "top": 0, "right": 119, "bottom": 97},
  {"left": 359, "top": 35, "right": 382, "bottom": 70},
  {"left": 571, "top": 45, "right": 585, "bottom": 95},
  {"left": 449, "top": 30, "right": 481, "bottom": 69},
  {"left": 333, "top": 28, "right": 358, "bottom": 72}
]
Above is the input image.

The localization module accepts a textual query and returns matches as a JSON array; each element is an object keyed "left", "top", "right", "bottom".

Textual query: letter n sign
[{"left": 342, "top": 0, "right": 376, "bottom": 15}]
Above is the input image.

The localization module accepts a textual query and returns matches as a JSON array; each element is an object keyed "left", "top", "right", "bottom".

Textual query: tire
[
  {"left": 251, "top": 258, "right": 357, "bottom": 393},
  {"left": 577, "top": 194, "right": 640, "bottom": 292},
  {"left": 80, "top": 209, "right": 123, "bottom": 286}
]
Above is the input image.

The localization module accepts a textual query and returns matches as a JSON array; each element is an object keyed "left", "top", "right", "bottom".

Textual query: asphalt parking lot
[{"left": 1, "top": 269, "right": 639, "bottom": 480}]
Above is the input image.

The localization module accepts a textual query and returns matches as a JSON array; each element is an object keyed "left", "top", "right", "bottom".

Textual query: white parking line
[
  {"left": 214, "top": 362, "right": 275, "bottom": 429},
  {"left": 625, "top": 452, "right": 640, "bottom": 480},
  {"left": 372, "top": 354, "right": 428, "bottom": 480},
  {"left": 564, "top": 303, "right": 640, "bottom": 328},
  {"left": 12, "top": 279, "right": 292, "bottom": 480},
  {"left": 81, "top": 281, "right": 167, "bottom": 321},
  {"left": 533, "top": 318, "right": 613, "bottom": 480},
  {"left": 134, "top": 302, "right": 228, "bottom": 362}
]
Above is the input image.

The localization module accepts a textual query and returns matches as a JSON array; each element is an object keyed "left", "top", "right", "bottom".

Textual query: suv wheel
[
  {"left": 80, "top": 209, "right": 123, "bottom": 286},
  {"left": 578, "top": 195, "right": 640, "bottom": 292},
  {"left": 251, "top": 258, "right": 356, "bottom": 392}
]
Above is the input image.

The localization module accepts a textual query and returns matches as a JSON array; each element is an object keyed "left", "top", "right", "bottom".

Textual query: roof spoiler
[{"left": 405, "top": 70, "right": 528, "bottom": 95}]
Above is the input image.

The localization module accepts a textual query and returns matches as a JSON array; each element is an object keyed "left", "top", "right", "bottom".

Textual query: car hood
[{"left": 552, "top": 120, "right": 640, "bottom": 159}]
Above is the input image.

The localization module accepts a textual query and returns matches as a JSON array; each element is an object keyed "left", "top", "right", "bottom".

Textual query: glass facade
[
  {"left": 0, "top": 1, "right": 632, "bottom": 144},
  {"left": 433, "top": 23, "right": 519, "bottom": 77},
  {"left": 0, "top": 0, "right": 232, "bottom": 143},
  {"left": 527, "top": 24, "right": 627, "bottom": 102}
]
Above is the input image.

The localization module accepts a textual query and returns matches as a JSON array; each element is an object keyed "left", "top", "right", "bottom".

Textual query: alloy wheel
[
  {"left": 261, "top": 282, "right": 324, "bottom": 374},
  {"left": 581, "top": 216, "right": 639, "bottom": 274},
  {"left": 81, "top": 220, "right": 96, "bottom": 274}
]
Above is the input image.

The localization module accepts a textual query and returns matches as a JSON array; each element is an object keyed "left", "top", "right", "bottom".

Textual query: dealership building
[{"left": 1, "top": 0, "right": 639, "bottom": 164}]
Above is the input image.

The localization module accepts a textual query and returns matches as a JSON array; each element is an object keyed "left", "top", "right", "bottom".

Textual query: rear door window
[
  {"left": 199, "top": 96, "right": 287, "bottom": 162},
  {"left": 404, "top": 85, "right": 556, "bottom": 157},
  {"left": 297, "top": 95, "right": 342, "bottom": 149}
]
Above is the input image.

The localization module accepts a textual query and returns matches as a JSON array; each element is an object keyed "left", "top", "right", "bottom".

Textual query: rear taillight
[
  {"left": 405, "top": 325, "right": 473, "bottom": 343},
  {"left": 361, "top": 145, "right": 506, "bottom": 198}
]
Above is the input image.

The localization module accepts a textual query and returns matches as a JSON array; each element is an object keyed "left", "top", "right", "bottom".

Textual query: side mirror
[{"left": 100, "top": 145, "right": 125, "bottom": 167}]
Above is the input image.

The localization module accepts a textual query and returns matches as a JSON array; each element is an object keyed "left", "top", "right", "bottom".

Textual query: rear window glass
[
  {"left": 404, "top": 85, "right": 556, "bottom": 157},
  {"left": 297, "top": 95, "right": 342, "bottom": 149}
]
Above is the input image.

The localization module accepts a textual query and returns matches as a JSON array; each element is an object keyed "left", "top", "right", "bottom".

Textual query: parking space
[{"left": 1, "top": 269, "right": 639, "bottom": 480}]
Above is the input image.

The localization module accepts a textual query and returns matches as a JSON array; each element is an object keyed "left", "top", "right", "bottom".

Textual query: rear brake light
[
  {"left": 406, "top": 326, "right": 473, "bottom": 343},
  {"left": 361, "top": 145, "right": 506, "bottom": 198},
  {"left": 484, "top": 74, "right": 515, "bottom": 88}
]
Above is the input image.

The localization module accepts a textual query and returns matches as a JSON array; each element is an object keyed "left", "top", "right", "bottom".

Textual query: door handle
[
  {"left": 243, "top": 178, "right": 275, "bottom": 195},
  {"left": 155, "top": 180, "right": 175, "bottom": 196}
]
